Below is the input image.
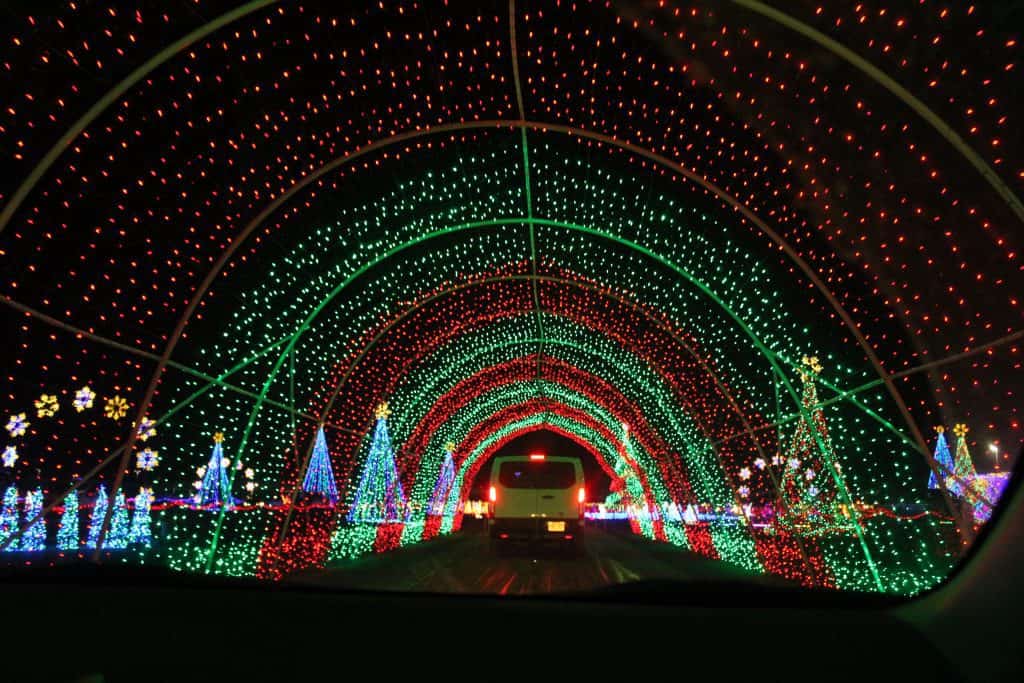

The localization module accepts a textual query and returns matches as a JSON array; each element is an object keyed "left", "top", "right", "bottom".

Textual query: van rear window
[{"left": 498, "top": 461, "right": 576, "bottom": 489}]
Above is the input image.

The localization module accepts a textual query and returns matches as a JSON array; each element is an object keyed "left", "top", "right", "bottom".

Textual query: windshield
[{"left": 0, "top": 1, "right": 1020, "bottom": 599}]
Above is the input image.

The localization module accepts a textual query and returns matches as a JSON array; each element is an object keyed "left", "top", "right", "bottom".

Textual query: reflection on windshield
[{"left": 0, "top": 2, "right": 1020, "bottom": 597}]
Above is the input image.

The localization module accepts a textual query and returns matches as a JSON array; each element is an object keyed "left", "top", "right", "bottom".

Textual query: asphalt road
[{"left": 290, "top": 523, "right": 792, "bottom": 595}]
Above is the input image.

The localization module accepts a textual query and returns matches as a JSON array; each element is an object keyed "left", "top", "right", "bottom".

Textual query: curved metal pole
[
  {"left": 445, "top": 410, "right": 663, "bottom": 528},
  {"left": 729, "top": 0, "right": 1024, "bottom": 224},
  {"left": 217, "top": 213, "right": 883, "bottom": 582},
  {"left": 0, "top": 0, "right": 279, "bottom": 237},
  {"left": 395, "top": 340, "right": 779, "bottom": 555},
  {"left": 103, "top": 110, "right": 948, "bottom": 575}
]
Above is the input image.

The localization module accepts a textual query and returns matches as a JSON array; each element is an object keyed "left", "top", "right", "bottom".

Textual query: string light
[{"left": 0, "top": 2, "right": 1017, "bottom": 596}]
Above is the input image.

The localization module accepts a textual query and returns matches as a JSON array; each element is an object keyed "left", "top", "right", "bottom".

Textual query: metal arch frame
[
  {"left": 444, "top": 397, "right": 644, "bottom": 502},
  {"left": 390, "top": 341, "right": 774, "bottom": 528},
  {"left": 412, "top": 373, "right": 719, "bottom": 531},
  {"left": 302, "top": 338, "right": 815, "bottom": 581},
  {"left": 270, "top": 340, "right": 704, "bottom": 570},
  {"left": 1, "top": 1, "right": 987, "bottom": 567},
  {"left": 199, "top": 213, "right": 886, "bottom": 580},
  {"left": 90, "top": 124, "right": 943, "bottom": 565},
  {"left": 0, "top": 0, "right": 1010, "bottom": 552},
  {"left": 727, "top": 0, "right": 1024, "bottom": 224},
  {"left": 263, "top": 275, "right": 782, "bottom": 558},
  {"left": 343, "top": 279, "right": 767, "bottom": 444},
  {"left": 444, "top": 407, "right": 655, "bottom": 518},
  {"left": 73, "top": 118, "right": 954, "bottom": 569}
]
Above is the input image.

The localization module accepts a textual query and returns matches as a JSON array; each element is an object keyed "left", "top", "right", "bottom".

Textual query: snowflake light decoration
[
  {"left": 2, "top": 445, "right": 17, "bottom": 467},
  {"left": 753, "top": 458, "right": 766, "bottom": 470},
  {"left": 34, "top": 394, "right": 59, "bottom": 418},
  {"left": 738, "top": 467, "right": 752, "bottom": 480},
  {"left": 73, "top": 386, "right": 96, "bottom": 412},
  {"left": 136, "top": 448, "right": 160, "bottom": 471},
  {"left": 136, "top": 418, "right": 157, "bottom": 442},
  {"left": 104, "top": 396, "right": 129, "bottom": 420},
  {"left": 5, "top": 413, "right": 28, "bottom": 437}
]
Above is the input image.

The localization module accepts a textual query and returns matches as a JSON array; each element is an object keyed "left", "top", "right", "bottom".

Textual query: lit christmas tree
[
  {"left": 57, "top": 491, "right": 80, "bottom": 551},
  {"left": 347, "top": 403, "right": 407, "bottom": 523},
  {"left": 927, "top": 427, "right": 957, "bottom": 494},
  {"left": 0, "top": 485, "right": 19, "bottom": 549},
  {"left": 19, "top": 488, "right": 46, "bottom": 551},
  {"left": 129, "top": 487, "right": 153, "bottom": 546},
  {"left": 426, "top": 442, "right": 456, "bottom": 516},
  {"left": 104, "top": 489, "right": 130, "bottom": 549},
  {"left": 301, "top": 426, "right": 338, "bottom": 503},
  {"left": 195, "top": 432, "right": 233, "bottom": 509},
  {"left": 951, "top": 424, "right": 978, "bottom": 485},
  {"left": 777, "top": 356, "right": 849, "bottom": 532},
  {"left": 85, "top": 486, "right": 108, "bottom": 549}
]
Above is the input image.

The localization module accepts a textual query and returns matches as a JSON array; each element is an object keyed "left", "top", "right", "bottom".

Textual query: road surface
[{"left": 290, "top": 524, "right": 793, "bottom": 595}]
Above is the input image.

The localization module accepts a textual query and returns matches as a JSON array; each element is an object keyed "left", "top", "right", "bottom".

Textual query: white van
[{"left": 488, "top": 454, "right": 585, "bottom": 554}]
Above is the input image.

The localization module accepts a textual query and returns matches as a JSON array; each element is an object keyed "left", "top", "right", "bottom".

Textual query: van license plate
[{"left": 547, "top": 521, "right": 566, "bottom": 532}]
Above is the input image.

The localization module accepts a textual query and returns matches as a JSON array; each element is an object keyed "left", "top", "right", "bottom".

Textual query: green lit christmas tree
[
  {"left": 19, "top": 488, "right": 45, "bottom": 551},
  {"left": 0, "top": 485, "right": 19, "bottom": 549},
  {"left": 57, "top": 491, "right": 80, "bottom": 551},
  {"left": 777, "top": 356, "right": 850, "bottom": 533},
  {"left": 104, "top": 490, "right": 130, "bottom": 549},
  {"left": 85, "top": 486, "right": 108, "bottom": 549},
  {"left": 951, "top": 424, "right": 978, "bottom": 485},
  {"left": 129, "top": 487, "right": 153, "bottom": 546}
]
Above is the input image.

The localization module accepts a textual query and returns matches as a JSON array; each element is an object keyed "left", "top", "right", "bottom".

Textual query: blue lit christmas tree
[
  {"left": 195, "top": 432, "right": 233, "bottom": 509},
  {"left": 129, "top": 487, "right": 153, "bottom": 546},
  {"left": 928, "top": 427, "right": 957, "bottom": 494},
  {"left": 427, "top": 442, "right": 456, "bottom": 516},
  {"left": 0, "top": 485, "right": 20, "bottom": 550},
  {"left": 19, "top": 488, "right": 46, "bottom": 551},
  {"left": 347, "top": 403, "right": 407, "bottom": 523},
  {"left": 104, "top": 489, "right": 130, "bottom": 549},
  {"left": 57, "top": 491, "right": 79, "bottom": 551},
  {"left": 301, "top": 426, "right": 338, "bottom": 503},
  {"left": 86, "top": 486, "right": 108, "bottom": 549}
]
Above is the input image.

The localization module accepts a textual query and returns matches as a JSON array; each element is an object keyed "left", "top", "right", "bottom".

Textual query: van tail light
[
  {"left": 489, "top": 486, "right": 497, "bottom": 502},
  {"left": 578, "top": 486, "right": 585, "bottom": 504}
]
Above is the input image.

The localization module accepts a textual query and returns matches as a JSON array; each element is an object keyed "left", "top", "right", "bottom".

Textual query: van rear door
[
  {"left": 530, "top": 460, "right": 578, "bottom": 520},
  {"left": 494, "top": 459, "right": 538, "bottom": 518}
]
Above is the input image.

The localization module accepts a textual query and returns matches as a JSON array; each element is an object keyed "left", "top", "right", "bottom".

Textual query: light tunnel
[{"left": 0, "top": 1, "right": 1020, "bottom": 597}]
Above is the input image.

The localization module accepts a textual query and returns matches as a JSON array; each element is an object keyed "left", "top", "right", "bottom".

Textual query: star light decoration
[
  {"left": 798, "top": 355, "right": 824, "bottom": 381},
  {"left": 2, "top": 445, "right": 17, "bottom": 468},
  {"left": 33, "top": 394, "right": 59, "bottom": 418},
  {"left": 73, "top": 386, "right": 96, "bottom": 412}
]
